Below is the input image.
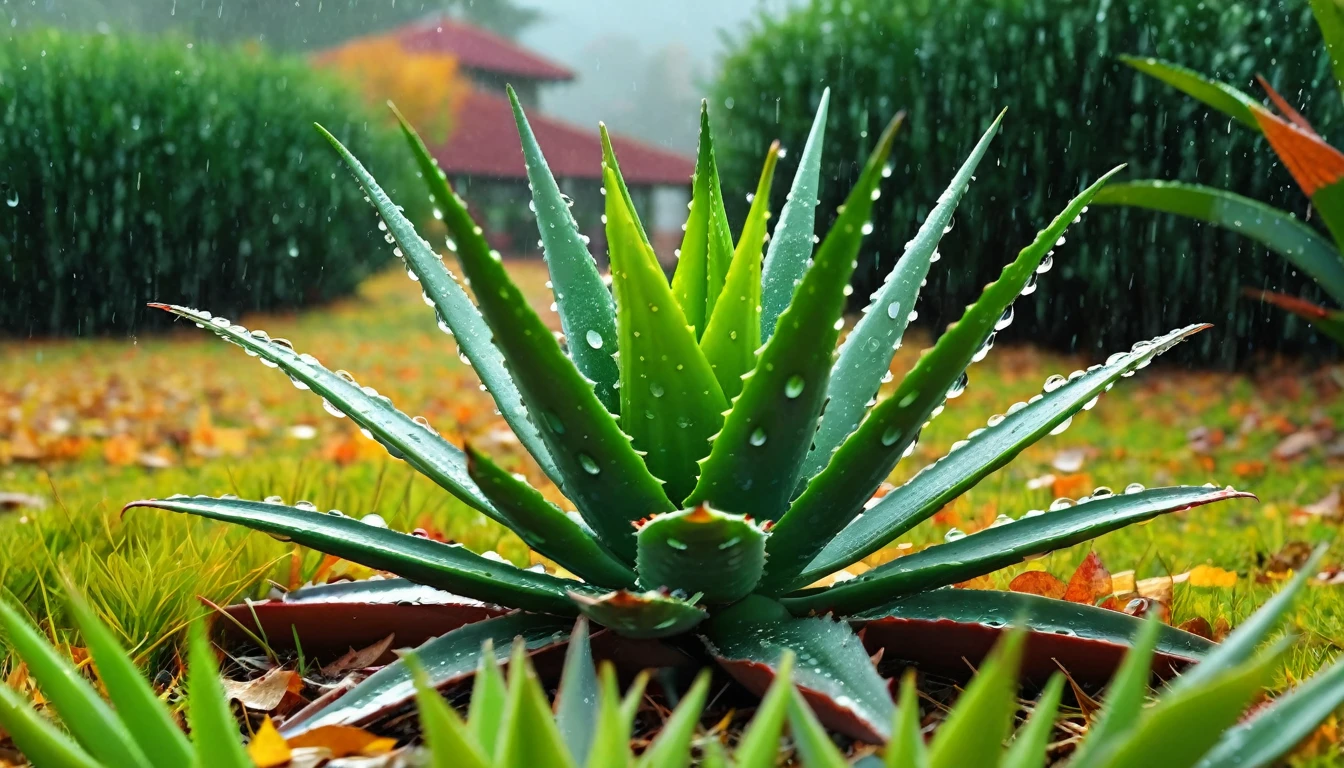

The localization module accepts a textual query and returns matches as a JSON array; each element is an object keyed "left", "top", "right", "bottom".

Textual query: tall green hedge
[
  {"left": 713, "top": 0, "right": 1343, "bottom": 364},
  {"left": 0, "top": 28, "right": 418, "bottom": 335}
]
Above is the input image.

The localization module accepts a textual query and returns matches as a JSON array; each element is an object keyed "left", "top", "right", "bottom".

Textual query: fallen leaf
[
  {"left": 1063, "top": 551, "right": 1112, "bottom": 604},
  {"left": 102, "top": 434, "right": 140, "bottom": 466},
  {"left": 247, "top": 717, "right": 292, "bottom": 768},
  {"left": 1186, "top": 564, "right": 1238, "bottom": 588},
  {"left": 1025, "top": 473, "right": 1056, "bottom": 491},
  {"left": 1052, "top": 473, "right": 1092, "bottom": 501},
  {"left": 286, "top": 725, "right": 396, "bottom": 758},
  {"left": 1111, "top": 570, "right": 1136, "bottom": 594},
  {"left": 1232, "top": 460, "right": 1267, "bottom": 479},
  {"left": 320, "top": 634, "right": 396, "bottom": 677},
  {"left": 1296, "top": 487, "right": 1342, "bottom": 524},
  {"left": 1273, "top": 429, "right": 1322, "bottom": 460},
  {"left": 1178, "top": 617, "right": 1214, "bottom": 640},
  {"left": 1008, "top": 571, "right": 1067, "bottom": 599},
  {"left": 1264, "top": 540, "right": 1315, "bottom": 577},
  {"left": 0, "top": 492, "right": 47, "bottom": 512},
  {"left": 222, "top": 668, "right": 302, "bottom": 712}
]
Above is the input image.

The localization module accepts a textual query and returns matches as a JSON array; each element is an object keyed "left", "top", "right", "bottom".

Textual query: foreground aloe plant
[
  {"left": 128, "top": 88, "right": 1253, "bottom": 741},
  {"left": 4, "top": 556, "right": 1343, "bottom": 766},
  {"left": 1092, "top": 0, "right": 1344, "bottom": 341}
]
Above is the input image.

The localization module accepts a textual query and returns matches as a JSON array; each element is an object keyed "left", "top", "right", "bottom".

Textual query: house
[{"left": 390, "top": 17, "right": 695, "bottom": 264}]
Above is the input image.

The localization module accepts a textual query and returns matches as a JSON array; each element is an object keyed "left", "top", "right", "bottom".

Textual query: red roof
[
  {"left": 397, "top": 17, "right": 574, "bottom": 82},
  {"left": 433, "top": 89, "right": 695, "bottom": 186}
]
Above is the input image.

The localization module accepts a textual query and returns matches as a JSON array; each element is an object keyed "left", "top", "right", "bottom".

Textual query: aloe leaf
[
  {"left": 887, "top": 672, "right": 928, "bottom": 768},
  {"left": 186, "top": 622, "right": 250, "bottom": 768},
  {"left": 509, "top": 87, "right": 619, "bottom": 413},
  {"left": 700, "top": 740, "right": 731, "bottom": 768},
  {"left": 378, "top": 116, "right": 675, "bottom": 559},
  {"left": 605, "top": 163, "right": 728, "bottom": 505},
  {"left": 568, "top": 590, "right": 706, "bottom": 639},
  {"left": 600, "top": 124, "right": 652, "bottom": 248},
  {"left": 1120, "top": 56, "right": 1260, "bottom": 128},
  {"left": 686, "top": 113, "right": 903, "bottom": 521},
  {"left": 285, "top": 612, "right": 570, "bottom": 734},
  {"left": 636, "top": 671, "right": 709, "bottom": 768},
  {"left": 784, "top": 323, "right": 1207, "bottom": 589},
  {"left": 0, "top": 599, "right": 148, "bottom": 767},
  {"left": 761, "top": 89, "right": 831, "bottom": 341},
  {"left": 469, "top": 640, "right": 508, "bottom": 759},
  {"left": 126, "top": 496, "right": 586, "bottom": 614},
  {"left": 787, "top": 688, "right": 850, "bottom": 768},
  {"left": 851, "top": 589, "right": 1212, "bottom": 687},
  {"left": 635, "top": 506, "right": 767, "bottom": 604},
  {"left": 699, "top": 141, "right": 779, "bottom": 400},
  {"left": 149, "top": 304, "right": 498, "bottom": 517},
  {"left": 733, "top": 650, "right": 794, "bottom": 768},
  {"left": 785, "top": 486, "right": 1251, "bottom": 615},
  {"left": 555, "top": 619, "right": 599, "bottom": 766},
  {"left": 496, "top": 641, "right": 578, "bottom": 768},
  {"left": 1092, "top": 182, "right": 1344, "bottom": 304},
  {"left": 926, "top": 630, "right": 1023, "bottom": 768},
  {"left": 1312, "top": 0, "right": 1344, "bottom": 99},
  {"left": 618, "top": 672, "right": 649, "bottom": 739},
  {"left": 1166, "top": 544, "right": 1325, "bottom": 696},
  {"left": 0, "top": 684, "right": 100, "bottom": 768},
  {"left": 672, "top": 102, "right": 736, "bottom": 337},
  {"left": 466, "top": 446, "right": 637, "bottom": 589},
  {"left": 62, "top": 583, "right": 193, "bottom": 768},
  {"left": 1068, "top": 619, "right": 1161, "bottom": 766},
  {"left": 1001, "top": 673, "right": 1064, "bottom": 768},
  {"left": 408, "top": 655, "right": 489, "bottom": 768},
  {"left": 706, "top": 595, "right": 894, "bottom": 743},
  {"left": 585, "top": 666, "right": 633, "bottom": 768},
  {"left": 1196, "top": 654, "right": 1344, "bottom": 768},
  {"left": 1251, "top": 109, "right": 1344, "bottom": 249},
  {"left": 1247, "top": 289, "right": 1344, "bottom": 343},
  {"left": 315, "top": 120, "right": 560, "bottom": 487},
  {"left": 799, "top": 110, "right": 1005, "bottom": 486}
]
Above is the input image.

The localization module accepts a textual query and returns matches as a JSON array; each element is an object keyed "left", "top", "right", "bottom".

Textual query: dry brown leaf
[
  {"left": 1178, "top": 616, "right": 1214, "bottom": 640},
  {"left": 222, "top": 668, "right": 302, "bottom": 712},
  {"left": 320, "top": 634, "right": 396, "bottom": 677},
  {"left": 1273, "top": 429, "right": 1322, "bottom": 460}
]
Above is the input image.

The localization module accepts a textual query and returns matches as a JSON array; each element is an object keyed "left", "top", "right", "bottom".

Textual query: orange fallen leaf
[
  {"left": 247, "top": 717, "right": 292, "bottom": 768},
  {"left": 1233, "top": 460, "right": 1267, "bottom": 479},
  {"left": 102, "top": 434, "right": 140, "bottom": 466},
  {"left": 286, "top": 725, "right": 397, "bottom": 757},
  {"left": 1051, "top": 473, "right": 1092, "bottom": 501},
  {"left": 1186, "top": 564, "right": 1238, "bottom": 588},
  {"left": 1178, "top": 616, "right": 1214, "bottom": 640},
  {"left": 1008, "top": 571, "right": 1067, "bottom": 600},
  {"left": 1063, "top": 551, "right": 1112, "bottom": 604}
]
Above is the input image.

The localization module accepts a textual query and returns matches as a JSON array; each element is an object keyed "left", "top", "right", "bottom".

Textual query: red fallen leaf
[
  {"left": 1179, "top": 616, "right": 1215, "bottom": 640},
  {"left": 320, "top": 634, "right": 396, "bottom": 677},
  {"left": 1008, "top": 571, "right": 1067, "bottom": 600},
  {"left": 221, "top": 667, "right": 302, "bottom": 713},
  {"left": 1063, "top": 551, "right": 1112, "bottom": 605}
]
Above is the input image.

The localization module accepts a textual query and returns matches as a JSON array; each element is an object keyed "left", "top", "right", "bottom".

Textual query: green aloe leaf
[
  {"left": 0, "top": 599, "right": 148, "bottom": 767},
  {"left": 1069, "top": 619, "right": 1162, "bottom": 767},
  {"left": 127, "top": 496, "right": 585, "bottom": 614},
  {"left": 785, "top": 323, "right": 1206, "bottom": 589},
  {"left": 569, "top": 590, "right": 706, "bottom": 639},
  {"left": 62, "top": 583, "right": 193, "bottom": 768},
  {"left": 926, "top": 630, "right": 1023, "bottom": 768},
  {"left": 288, "top": 613, "right": 569, "bottom": 734},
  {"left": 554, "top": 619, "right": 599, "bottom": 766},
  {"left": 799, "top": 110, "right": 1005, "bottom": 486},
  {"left": 1091, "top": 182, "right": 1344, "bottom": 304},
  {"left": 761, "top": 89, "right": 831, "bottom": 342},
  {"left": 1119, "top": 56, "right": 1260, "bottom": 128},
  {"left": 496, "top": 641, "right": 578, "bottom": 768},
  {"left": 635, "top": 506, "right": 767, "bottom": 603},
  {"left": 733, "top": 651, "right": 794, "bottom": 768},
  {"left": 887, "top": 672, "right": 929, "bottom": 768},
  {"left": 686, "top": 113, "right": 903, "bottom": 521},
  {"left": 509, "top": 87, "right": 620, "bottom": 414},
  {"left": 409, "top": 655, "right": 489, "bottom": 768},
  {"left": 706, "top": 596, "right": 894, "bottom": 743},
  {"left": 585, "top": 666, "right": 633, "bottom": 768},
  {"left": 785, "top": 486, "right": 1250, "bottom": 615},
  {"left": 149, "top": 304, "right": 497, "bottom": 517},
  {"left": 636, "top": 671, "right": 710, "bottom": 768},
  {"left": 1248, "top": 289, "right": 1344, "bottom": 343},
  {"left": 699, "top": 141, "right": 779, "bottom": 400},
  {"left": 605, "top": 162, "right": 728, "bottom": 505},
  {"left": 672, "top": 101, "right": 736, "bottom": 338},
  {"left": 0, "top": 684, "right": 99, "bottom": 768},
  {"left": 466, "top": 447, "right": 636, "bottom": 588},
  {"left": 600, "top": 124, "right": 652, "bottom": 248},
  {"left": 315, "top": 120, "right": 561, "bottom": 487},
  {"left": 186, "top": 622, "right": 250, "bottom": 768},
  {"left": 377, "top": 115, "right": 675, "bottom": 559},
  {"left": 700, "top": 740, "right": 731, "bottom": 768},
  {"left": 1312, "top": 0, "right": 1344, "bottom": 99},
  {"left": 787, "top": 688, "right": 850, "bottom": 768},
  {"left": 1001, "top": 674, "right": 1064, "bottom": 768}
]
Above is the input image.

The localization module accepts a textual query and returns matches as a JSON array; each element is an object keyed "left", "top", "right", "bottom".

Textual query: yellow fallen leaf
[
  {"left": 286, "top": 724, "right": 397, "bottom": 757},
  {"left": 1187, "top": 564, "right": 1238, "bottom": 588},
  {"left": 247, "top": 717, "right": 291, "bottom": 768},
  {"left": 1111, "top": 570, "right": 1136, "bottom": 594}
]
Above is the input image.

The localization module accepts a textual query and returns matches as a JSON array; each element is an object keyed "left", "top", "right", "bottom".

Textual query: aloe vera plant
[
  {"left": 4, "top": 556, "right": 1344, "bottom": 766},
  {"left": 125, "top": 88, "right": 1255, "bottom": 742},
  {"left": 1092, "top": 0, "right": 1344, "bottom": 342}
]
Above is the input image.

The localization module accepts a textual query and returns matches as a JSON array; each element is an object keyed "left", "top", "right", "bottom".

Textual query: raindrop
[
  {"left": 886, "top": 301, "right": 901, "bottom": 319},
  {"left": 1042, "top": 374, "right": 1066, "bottom": 392},
  {"left": 666, "top": 538, "right": 689, "bottom": 551},
  {"left": 1124, "top": 482, "right": 1146, "bottom": 494},
  {"left": 1036, "top": 254, "right": 1054, "bottom": 274},
  {"left": 946, "top": 371, "right": 969, "bottom": 398},
  {"left": 995, "top": 305, "right": 1015, "bottom": 331},
  {"left": 1049, "top": 497, "right": 1075, "bottom": 511},
  {"left": 361, "top": 513, "right": 389, "bottom": 528},
  {"left": 785, "top": 375, "right": 806, "bottom": 399},
  {"left": 649, "top": 382, "right": 665, "bottom": 398},
  {"left": 989, "top": 514, "right": 1014, "bottom": 528},
  {"left": 585, "top": 330, "right": 603, "bottom": 349},
  {"left": 579, "top": 454, "right": 601, "bottom": 475},
  {"left": 1020, "top": 274, "right": 1038, "bottom": 296},
  {"left": 1091, "top": 486, "right": 1114, "bottom": 499},
  {"left": 943, "top": 528, "right": 967, "bottom": 542},
  {"left": 749, "top": 427, "right": 768, "bottom": 446},
  {"left": 294, "top": 500, "right": 317, "bottom": 511},
  {"left": 1048, "top": 416, "right": 1073, "bottom": 435}
]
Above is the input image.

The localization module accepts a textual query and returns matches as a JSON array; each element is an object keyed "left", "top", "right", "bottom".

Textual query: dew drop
[
  {"left": 585, "top": 330, "right": 604, "bottom": 349},
  {"left": 749, "top": 427, "right": 768, "bottom": 446},
  {"left": 943, "top": 528, "right": 967, "bottom": 542},
  {"left": 1124, "top": 482, "right": 1146, "bottom": 494},
  {"left": 785, "top": 375, "right": 806, "bottom": 399},
  {"left": 579, "top": 453, "right": 601, "bottom": 475}
]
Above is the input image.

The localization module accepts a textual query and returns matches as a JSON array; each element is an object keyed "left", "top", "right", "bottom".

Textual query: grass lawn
[{"left": 3, "top": 260, "right": 1344, "bottom": 721}]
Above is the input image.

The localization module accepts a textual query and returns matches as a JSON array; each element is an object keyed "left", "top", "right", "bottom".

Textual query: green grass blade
[
  {"left": 672, "top": 102, "right": 736, "bottom": 338},
  {"left": 600, "top": 123, "right": 652, "bottom": 248},
  {"left": 509, "top": 87, "right": 620, "bottom": 414},
  {"left": 584, "top": 666, "right": 632, "bottom": 768},
  {"left": 316, "top": 118, "right": 561, "bottom": 488},
  {"left": 62, "top": 583, "right": 193, "bottom": 768},
  {"left": 887, "top": 672, "right": 929, "bottom": 768},
  {"left": 466, "top": 447, "right": 637, "bottom": 589},
  {"left": 618, "top": 671, "right": 648, "bottom": 733},
  {"left": 733, "top": 650, "right": 794, "bottom": 768},
  {"left": 1166, "top": 544, "right": 1326, "bottom": 697},
  {"left": 699, "top": 141, "right": 780, "bottom": 400},
  {"left": 0, "top": 684, "right": 100, "bottom": 768},
  {"left": 1069, "top": 619, "right": 1161, "bottom": 767},
  {"left": 470, "top": 639, "right": 508, "bottom": 760},
  {"left": 186, "top": 621, "right": 250, "bottom": 768},
  {"left": 1092, "top": 181, "right": 1344, "bottom": 304},
  {"left": 605, "top": 162, "right": 728, "bottom": 505},
  {"left": 148, "top": 304, "right": 499, "bottom": 517},
  {"left": 700, "top": 739, "right": 732, "bottom": 768},
  {"left": 376, "top": 114, "right": 675, "bottom": 560},
  {"left": 926, "top": 630, "right": 1023, "bottom": 768},
  {"left": 1312, "top": 0, "right": 1344, "bottom": 99},
  {"left": 787, "top": 687, "right": 849, "bottom": 768},
  {"left": 780, "top": 323, "right": 1204, "bottom": 593},
  {"left": 760, "top": 88, "right": 830, "bottom": 342},
  {"left": 0, "top": 599, "right": 148, "bottom": 767},
  {"left": 1119, "top": 56, "right": 1260, "bottom": 128},
  {"left": 1001, "top": 674, "right": 1064, "bottom": 768},
  {"left": 127, "top": 496, "right": 585, "bottom": 614},
  {"left": 799, "top": 110, "right": 1005, "bottom": 486},
  {"left": 408, "top": 655, "right": 489, "bottom": 768},
  {"left": 784, "top": 486, "right": 1250, "bottom": 615},
  {"left": 637, "top": 672, "right": 710, "bottom": 768},
  {"left": 686, "top": 113, "right": 903, "bottom": 521},
  {"left": 568, "top": 590, "right": 706, "bottom": 639},
  {"left": 635, "top": 506, "right": 767, "bottom": 604},
  {"left": 555, "top": 619, "right": 599, "bottom": 766},
  {"left": 496, "top": 641, "right": 578, "bottom": 768}
]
